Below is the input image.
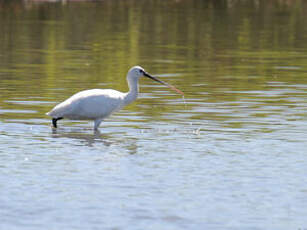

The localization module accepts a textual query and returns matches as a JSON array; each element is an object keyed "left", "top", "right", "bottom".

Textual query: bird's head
[
  {"left": 127, "top": 66, "right": 146, "bottom": 79},
  {"left": 127, "top": 66, "right": 184, "bottom": 95}
]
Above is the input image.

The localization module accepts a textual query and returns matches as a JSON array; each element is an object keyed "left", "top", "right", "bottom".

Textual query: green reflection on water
[{"left": 0, "top": 0, "right": 306, "bottom": 126}]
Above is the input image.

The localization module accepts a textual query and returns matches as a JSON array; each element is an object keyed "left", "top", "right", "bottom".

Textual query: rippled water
[{"left": 0, "top": 0, "right": 307, "bottom": 229}]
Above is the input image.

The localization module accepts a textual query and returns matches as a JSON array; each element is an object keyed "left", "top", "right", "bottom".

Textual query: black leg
[{"left": 52, "top": 117, "right": 63, "bottom": 128}]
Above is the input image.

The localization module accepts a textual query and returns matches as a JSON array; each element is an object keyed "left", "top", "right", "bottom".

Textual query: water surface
[{"left": 0, "top": 0, "right": 307, "bottom": 229}]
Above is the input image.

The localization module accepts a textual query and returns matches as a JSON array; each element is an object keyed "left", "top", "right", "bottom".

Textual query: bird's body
[
  {"left": 46, "top": 66, "right": 183, "bottom": 130},
  {"left": 47, "top": 89, "right": 127, "bottom": 120}
]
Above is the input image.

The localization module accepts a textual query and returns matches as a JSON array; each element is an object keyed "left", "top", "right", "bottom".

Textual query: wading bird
[{"left": 46, "top": 66, "right": 184, "bottom": 130}]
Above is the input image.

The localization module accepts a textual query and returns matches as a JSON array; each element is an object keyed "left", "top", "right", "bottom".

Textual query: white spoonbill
[{"left": 46, "top": 66, "right": 184, "bottom": 130}]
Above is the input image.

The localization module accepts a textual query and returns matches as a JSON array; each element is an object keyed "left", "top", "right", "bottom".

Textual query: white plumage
[
  {"left": 47, "top": 89, "right": 125, "bottom": 119},
  {"left": 46, "top": 66, "right": 183, "bottom": 130}
]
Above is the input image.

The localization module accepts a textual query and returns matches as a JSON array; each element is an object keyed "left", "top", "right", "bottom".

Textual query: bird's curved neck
[{"left": 124, "top": 76, "right": 139, "bottom": 105}]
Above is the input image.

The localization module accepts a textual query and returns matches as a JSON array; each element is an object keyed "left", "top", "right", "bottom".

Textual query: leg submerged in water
[
  {"left": 94, "top": 118, "right": 103, "bottom": 130},
  {"left": 52, "top": 117, "right": 63, "bottom": 128}
]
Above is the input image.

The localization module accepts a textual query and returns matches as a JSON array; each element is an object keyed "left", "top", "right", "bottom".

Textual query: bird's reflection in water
[
  {"left": 51, "top": 128, "right": 113, "bottom": 147},
  {"left": 50, "top": 127, "right": 138, "bottom": 154}
]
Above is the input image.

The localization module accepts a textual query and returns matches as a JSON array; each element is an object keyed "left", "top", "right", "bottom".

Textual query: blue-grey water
[{"left": 0, "top": 0, "right": 307, "bottom": 229}]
